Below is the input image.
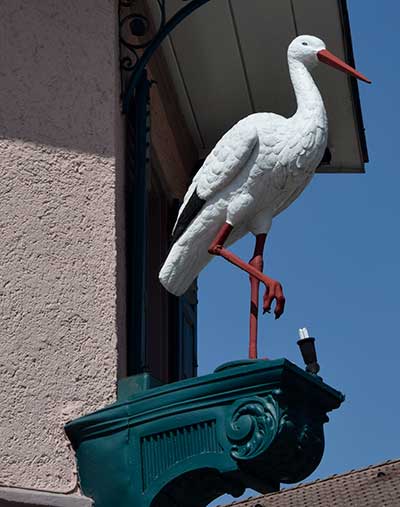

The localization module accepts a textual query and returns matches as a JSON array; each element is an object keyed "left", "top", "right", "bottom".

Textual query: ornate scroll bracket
[
  {"left": 66, "top": 359, "right": 344, "bottom": 507},
  {"left": 227, "top": 395, "right": 280, "bottom": 460}
]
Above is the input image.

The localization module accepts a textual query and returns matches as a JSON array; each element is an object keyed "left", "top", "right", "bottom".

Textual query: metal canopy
[{"left": 153, "top": 0, "right": 368, "bottom": 173}]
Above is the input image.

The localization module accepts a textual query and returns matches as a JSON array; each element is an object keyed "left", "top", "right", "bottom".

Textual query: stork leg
[
  {"left": 208, "top": 223, "right": 285, "bottom": 321},
  {"left": 249, "top": 234, "right": 267, "bottom": 359}
]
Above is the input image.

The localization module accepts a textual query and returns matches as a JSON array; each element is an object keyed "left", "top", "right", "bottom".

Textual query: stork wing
[
  {"left": 196, "top": 122, "right": 258, "bottom": 199},
  {"left": 171, "top": 122, "right": 258, "bottom": 244}
]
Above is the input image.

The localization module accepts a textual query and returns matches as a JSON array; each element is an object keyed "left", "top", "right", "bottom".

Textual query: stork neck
[{"left": 289, "top": 57, "right": 326, "bottom": 121}]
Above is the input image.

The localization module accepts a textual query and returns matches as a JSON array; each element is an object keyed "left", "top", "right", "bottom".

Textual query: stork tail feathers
[
  {"left": 171, "top": 190, "right": 205, "bottom": 245},
  {"left": 159, "top": 241, "right": 210, "bottom": 296}
]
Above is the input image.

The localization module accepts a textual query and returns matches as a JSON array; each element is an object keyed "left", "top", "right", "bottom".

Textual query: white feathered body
[{"left": 160, "top": 50, "right": 328, "bottom": 296}]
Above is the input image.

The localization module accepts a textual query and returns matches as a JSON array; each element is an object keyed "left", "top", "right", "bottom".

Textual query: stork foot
[
  {"left": 208, "top": 224, "right": 285, "bottom": 319},
  {"left": 249, "top": 256, "right": 285, "bottom": 319},
  {"left": 262, "top": 278, "right": 285, "bottom": 319},
  {"left": 249, "top": 255, "right": 263, "bottom": 273}
]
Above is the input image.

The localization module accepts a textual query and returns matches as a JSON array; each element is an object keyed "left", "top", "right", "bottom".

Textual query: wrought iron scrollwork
[
  {"left": 118, "top": 0, "right": 212, "bottom": 112},
  {"left": 119, "top": 0, "right": 167, "bottom": 75}
]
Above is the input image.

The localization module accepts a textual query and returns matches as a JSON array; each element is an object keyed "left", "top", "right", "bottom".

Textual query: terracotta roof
[{"left": 225, "top": 459, "right": 400, "bottom": 507}]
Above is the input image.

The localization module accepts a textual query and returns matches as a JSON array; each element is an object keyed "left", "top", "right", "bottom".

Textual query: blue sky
[{"left": 198, "top": 1, "right": 400, "bottom": 504}]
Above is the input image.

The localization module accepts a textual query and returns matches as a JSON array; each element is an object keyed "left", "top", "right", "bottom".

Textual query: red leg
[
  {"left": 249, "top": 234, "right": 267, "bottom": 359},
  {"left": 208, "top": 223, "right": 285, "bottom": 319}
]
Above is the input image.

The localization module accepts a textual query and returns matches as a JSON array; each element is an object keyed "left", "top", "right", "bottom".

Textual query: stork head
[{"left": 288, "top": 35, "right": 371, "bottom": 83}]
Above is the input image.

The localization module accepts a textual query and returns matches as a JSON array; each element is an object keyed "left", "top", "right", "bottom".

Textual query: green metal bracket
[{"left": 65, "top": 359, "right": 344, "bottom": 507}]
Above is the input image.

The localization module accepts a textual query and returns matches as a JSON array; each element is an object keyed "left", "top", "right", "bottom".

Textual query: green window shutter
[{"left": 178, "top": 281, "right": 198, "bottom": 379}]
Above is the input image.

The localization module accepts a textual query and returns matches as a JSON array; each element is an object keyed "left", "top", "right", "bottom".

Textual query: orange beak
[{"left": 317, "top": 49, "right": 371, "bottom": 84}]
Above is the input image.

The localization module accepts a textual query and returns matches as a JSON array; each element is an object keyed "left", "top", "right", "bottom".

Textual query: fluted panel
[{"left": 141, "top": 420, "right": 220, "bottom": 490}]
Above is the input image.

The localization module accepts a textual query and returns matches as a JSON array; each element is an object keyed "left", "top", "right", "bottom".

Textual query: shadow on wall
[
  {"left": 0, "top": 1, "right": 129, "bottom": 381},
  {"left": 0, "top": 0, "right": 118, "bottom": 157}
]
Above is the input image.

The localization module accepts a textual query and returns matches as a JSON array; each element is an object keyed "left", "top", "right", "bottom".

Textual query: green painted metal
[
  {"left": 117, "top": 373, "right": 164, "bottom": 401},
  {"left": 65, "top": 359, "right": 344, "bottom": 507},
  {"left": 126, "top": 71, "right": 151, "bottom": 375}
]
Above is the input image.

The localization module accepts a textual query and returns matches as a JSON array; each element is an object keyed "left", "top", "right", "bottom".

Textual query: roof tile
[{"left": 227, "top": 459, "right": 400, "bottom": 507}]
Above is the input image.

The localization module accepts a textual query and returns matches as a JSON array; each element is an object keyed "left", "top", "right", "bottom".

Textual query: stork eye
[{"left": 302, "top": 42, "right": 309, "bottom": 46}]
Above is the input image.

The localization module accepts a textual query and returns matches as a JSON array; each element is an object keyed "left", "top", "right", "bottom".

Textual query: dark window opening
[{"left": 124, "top": 91, "right": 198, "bottom": 384}]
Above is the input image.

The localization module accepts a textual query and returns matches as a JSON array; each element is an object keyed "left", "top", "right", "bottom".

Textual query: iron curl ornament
[
  {"left": 118, "top": 0, "right": 213, "bottom": 112},
  {"left": 119, "top": 0, "right": 167, "bottom": 72}
]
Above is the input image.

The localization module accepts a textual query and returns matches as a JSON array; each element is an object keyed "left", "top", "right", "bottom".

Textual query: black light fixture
[{"left": 297, "top": 328, "right": 320, "bottom": 375}]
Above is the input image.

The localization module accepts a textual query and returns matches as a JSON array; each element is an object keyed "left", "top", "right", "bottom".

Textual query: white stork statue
[{"left": 159, "top": 35, "right": 370, "bottom": 358}]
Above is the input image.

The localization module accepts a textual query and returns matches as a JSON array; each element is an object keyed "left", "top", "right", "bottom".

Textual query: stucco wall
[{"left": 0, "top": 0, "right": 122, "bottom": 491}]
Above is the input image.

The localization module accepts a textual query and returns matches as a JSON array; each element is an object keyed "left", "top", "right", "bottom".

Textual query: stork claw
[{"left": 263, "top": 280, "right": 285, "bottom": 319}]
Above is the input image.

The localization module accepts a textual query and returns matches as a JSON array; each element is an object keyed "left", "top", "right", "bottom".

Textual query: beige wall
[{"left": 0, "top": 0, "right": 124, "bottom": 491}]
